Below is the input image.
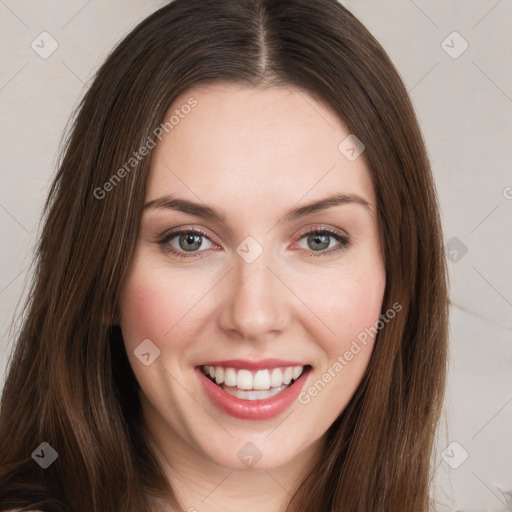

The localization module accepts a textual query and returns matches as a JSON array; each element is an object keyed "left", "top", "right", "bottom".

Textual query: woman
[{"left": 0, "top": 0, "right": 449, "bottom": 511}]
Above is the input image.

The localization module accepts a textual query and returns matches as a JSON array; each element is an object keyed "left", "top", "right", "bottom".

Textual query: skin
[{"left": 118, "top": 83, "right": 386, "bottom": 512}]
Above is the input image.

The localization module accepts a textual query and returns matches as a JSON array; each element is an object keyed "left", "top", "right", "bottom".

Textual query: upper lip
[{"left": 198, "top": 358, "right": 309, "bottom": 370}]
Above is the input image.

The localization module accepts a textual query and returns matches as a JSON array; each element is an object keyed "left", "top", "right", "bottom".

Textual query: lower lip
[{"left": 196, "top": 367, "right": 310, "bottom": 421}]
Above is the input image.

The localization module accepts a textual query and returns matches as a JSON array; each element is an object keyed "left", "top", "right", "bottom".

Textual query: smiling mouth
[{"left": 200, "top": 364, "right": 312, "bottom": 401}]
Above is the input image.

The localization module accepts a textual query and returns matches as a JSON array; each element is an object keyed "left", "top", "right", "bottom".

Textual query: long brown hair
[{"left": 0, "top": 1, "right": 449, "bottom": 510}]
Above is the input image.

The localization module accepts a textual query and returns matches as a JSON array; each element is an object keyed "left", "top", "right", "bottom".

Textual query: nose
[{"left": 218, "top": 249, "right": 290, "bottom": 342}]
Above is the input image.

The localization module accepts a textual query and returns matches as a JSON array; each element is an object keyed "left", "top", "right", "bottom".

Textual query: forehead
[{"left": 147, "top": 83, "right": 376, "bottom": 211}]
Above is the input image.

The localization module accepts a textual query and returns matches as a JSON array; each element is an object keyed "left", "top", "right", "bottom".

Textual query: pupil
[
  {"left": 180, "top": 233, "right": 201, "bottom": 251},
  {"left": 177, "top": 233, "right": 330, "bottom": 253},
  {"left": 309, "top": 233, "right": 329, "bottom": 251}
]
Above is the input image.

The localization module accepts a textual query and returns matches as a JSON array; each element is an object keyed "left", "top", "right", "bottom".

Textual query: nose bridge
[{"left": 219, "top": 245, "right": 289, "bottom": 340}]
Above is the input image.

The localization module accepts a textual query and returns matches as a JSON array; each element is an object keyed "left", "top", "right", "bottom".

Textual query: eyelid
[
  {"left": 158, "top": 225, "right": 219, "bottom": 245},
  {"left": 156, "top": 224, "right": 351, "bottom": 258},
  {"left": 293, "top": 224, "right": 349, "bottom": 241},
  {"left": 291, "top": 225, "right": 351, "bottom": 257},
  {"left": 155, "top": 225, "right": 220, "bottom": 258}
]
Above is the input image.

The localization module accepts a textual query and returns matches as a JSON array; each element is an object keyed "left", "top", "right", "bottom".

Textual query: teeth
[
  {"left": 292, "top": 366, "right": 303, "bottom": 380},
  {"left": 270, "top": 368, "right": 283, "bottom": 387},
  {"left": 223, "top": 385, "right": 286, "bottom": 400},
  {"left": 237, "top": 369, "right": 253, "bottom": 390},
  {"left": 253, "top": 370, "right": 271, "bottom": 390},
  {"left": 202, "top": 365, "right": 305, "bottom": 391},
  {"left": 283, "top": 367, "right": 293, "bottom": 385},
  {"left": 214, "top": 367, "right": 224, "bottom": 385},
  {"left": 224, "top": 368, "right": 237, "bottom": 387}
]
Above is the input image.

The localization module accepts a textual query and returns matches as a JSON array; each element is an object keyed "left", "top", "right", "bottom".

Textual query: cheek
[
  {"left": 118, "top": 280, "right": 165, "bottom": 347},
  {"left": 118, "top": 264, "right": 206, "bottom": 354},
  {"left": 301, "top": 261, "right": 386, "bottom": 357},
  {"left": 294, "top": 265, "right": 386, "bottom": 417}
]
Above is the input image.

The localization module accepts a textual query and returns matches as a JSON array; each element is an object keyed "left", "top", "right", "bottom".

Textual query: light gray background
[{"left": 0, "top": 1, "right": 511, "bottom": 510}]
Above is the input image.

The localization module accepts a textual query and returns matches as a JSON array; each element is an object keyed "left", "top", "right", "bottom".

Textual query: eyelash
[{"left": 156, "top": 226, "right": 351, "bottom": 259}]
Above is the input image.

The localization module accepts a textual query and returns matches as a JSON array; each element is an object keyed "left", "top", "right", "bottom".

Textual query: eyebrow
[{"left": 143, "top": 193, "right": 373, "bottom": 223}]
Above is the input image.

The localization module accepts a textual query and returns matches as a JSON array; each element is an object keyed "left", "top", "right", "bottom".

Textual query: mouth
[
  {"left": 196, "top": 360, "right": 312, "bottom": 420},
  {"left": 201, "top": 363, "right": 310, "bottom": 400}
]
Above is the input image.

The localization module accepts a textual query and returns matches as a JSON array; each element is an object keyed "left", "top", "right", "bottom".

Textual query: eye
[
  {"left": 156, "top": 228, "right": 217, "bottom": 258},
  {"left": 295, "top": 227, "right": 351, "bottom": 257},
  {"left": 156, "top": 226, "right": 351, "bottom": 259}
]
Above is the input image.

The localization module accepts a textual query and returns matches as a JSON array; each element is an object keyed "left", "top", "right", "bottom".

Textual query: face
[{"left": 118, "top": 84, "right": 386, "bottom": 473}]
